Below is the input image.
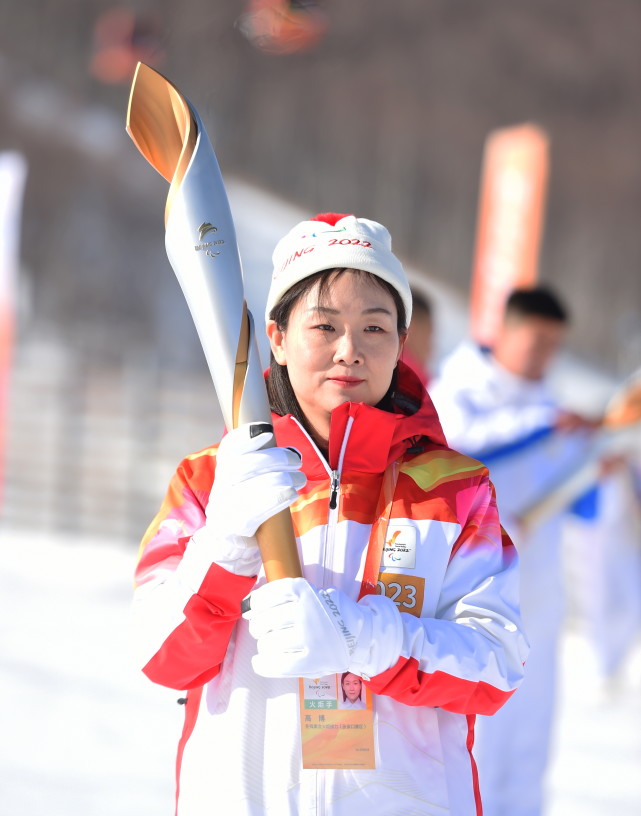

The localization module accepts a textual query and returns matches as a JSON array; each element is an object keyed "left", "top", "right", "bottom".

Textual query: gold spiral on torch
[{"left": 126, "top": 62, "right": 197, "bottom": 225}]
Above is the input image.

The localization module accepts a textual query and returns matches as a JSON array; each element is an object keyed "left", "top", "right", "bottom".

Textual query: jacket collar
[{"left": 272, "top": 361, "right": 446, "bottom": 476}]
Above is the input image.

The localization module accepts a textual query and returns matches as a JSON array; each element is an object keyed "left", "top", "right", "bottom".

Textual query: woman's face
[
  {"left": 267, "top": 270, "right": 404, "bottom": 445},
  {"left": 342, "top": 673, "right": 362, "bottom": 703}
]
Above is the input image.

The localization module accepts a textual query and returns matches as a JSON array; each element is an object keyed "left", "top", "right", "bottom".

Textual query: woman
[
  {"left": 340, "top": 672, "right": 365, "bottom": 709},
  {"left": 133, "top": 213, "right": 528, "bottom": 815}
]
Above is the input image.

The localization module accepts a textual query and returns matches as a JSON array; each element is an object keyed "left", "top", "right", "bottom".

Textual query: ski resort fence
[{"left": 2, "top": 336, "right": 224, "bottom": 543}]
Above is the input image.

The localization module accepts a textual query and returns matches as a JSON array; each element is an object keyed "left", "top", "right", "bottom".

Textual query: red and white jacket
[{"left": 133, "top": 363, "right": 527, "bottom": 816}]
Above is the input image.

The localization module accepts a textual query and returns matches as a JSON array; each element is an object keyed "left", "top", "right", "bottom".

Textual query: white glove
[
  {"left": 242, "top": 577, "right": 403, "bottom": 680},
  {"left": 180, "top": 423, "right": 306, "bottom": 585}
]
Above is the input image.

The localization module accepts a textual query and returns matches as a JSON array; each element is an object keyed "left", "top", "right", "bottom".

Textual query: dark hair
[
  {"left": 341, "top": 671, "right": 362, "bottom": 702},
  {"left": 505, "top": 286, "right": 569, "bottom": 324},
  {"left": 267, "top": 268, "right": 407, "bottom": 427}
]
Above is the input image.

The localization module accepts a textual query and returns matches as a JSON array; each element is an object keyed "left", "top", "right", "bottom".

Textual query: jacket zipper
[
  {"left": 289, "top": 416, "right": 353, "bottom": 816},
  {"left": 289, "top": 415, "right": 354, "bottom": 583},
  {"left": 322, "top": 418, "right": 353, "bottom": 589},
  {"left": 288, "top": 415, "right": 353, "bottom": 521},
  {"left": 329, "top": 470, "right": 340, "bottom": 509}
]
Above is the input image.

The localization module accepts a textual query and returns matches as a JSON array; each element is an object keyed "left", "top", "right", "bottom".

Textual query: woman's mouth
[{"left": 328, "top": 376, "right": 365, "bottom": 387}]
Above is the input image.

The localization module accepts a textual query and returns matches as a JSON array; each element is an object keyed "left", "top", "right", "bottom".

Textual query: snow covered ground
[
  {"left": 547, "top": 630, "right": 641, "bottom": 816},
  {"left": 1, "top": 528, "right": 639, "bottom": 816},
  {"left": 0, "top": 530, "right": 177, "bottom": 816}
]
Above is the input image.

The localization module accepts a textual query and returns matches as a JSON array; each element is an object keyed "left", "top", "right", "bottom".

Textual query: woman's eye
[{"left": 313, "top": 324, "right": 334, "bottom": 331}]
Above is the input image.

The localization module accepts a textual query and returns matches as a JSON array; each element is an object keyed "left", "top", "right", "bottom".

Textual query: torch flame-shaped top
[{"left": 126, "top": 62, "right": 198, "bottom": 224}]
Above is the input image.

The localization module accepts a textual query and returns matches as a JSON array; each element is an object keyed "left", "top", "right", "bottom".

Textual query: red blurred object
[
  {"left": 236, "top": 0, "right": 328, "bottom": 55},
  {"left": 90, "top": 8, "right": 165, "bottom": 84},
  {"left": 469, "top": 124, "right": 549, "bottom": 348}
]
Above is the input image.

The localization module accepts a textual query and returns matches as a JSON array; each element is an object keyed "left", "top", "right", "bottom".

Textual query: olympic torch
[{"left": 126, "top": 62, "right": 302, "bottom": 580}]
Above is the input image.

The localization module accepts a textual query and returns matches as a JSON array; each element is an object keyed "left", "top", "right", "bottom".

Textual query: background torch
[{"left": 126, "top": 62, "right": 302, "bottom": 581}]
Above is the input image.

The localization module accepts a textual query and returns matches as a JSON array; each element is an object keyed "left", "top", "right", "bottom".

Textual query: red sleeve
[
  {"left": 141, "top": 563, "right": 255, "bottom": 690},
  {"left": 133, "top": 449, "right": 256, "bottom": 690}
]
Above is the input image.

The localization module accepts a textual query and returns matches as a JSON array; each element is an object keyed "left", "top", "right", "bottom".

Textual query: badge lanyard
[
  {"left": 298, "top": 458, "right": 403, "bottom": 771},
  {"left": 359, "top": 458, "right": 403, "bottom": 599}
]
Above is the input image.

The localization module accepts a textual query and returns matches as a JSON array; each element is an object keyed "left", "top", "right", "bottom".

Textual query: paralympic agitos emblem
[{"left": 194, "top": 222, "right": 224, "bottom": 257}]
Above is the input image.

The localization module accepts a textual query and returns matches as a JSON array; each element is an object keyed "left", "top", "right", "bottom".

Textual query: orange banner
[{"left": 469, "top": 124, "right": 549, "bottom": 348}]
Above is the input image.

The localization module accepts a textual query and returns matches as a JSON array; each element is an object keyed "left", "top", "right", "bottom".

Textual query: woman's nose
[{"left": 334, "top": 332, "right": 361, "bottom": 364}]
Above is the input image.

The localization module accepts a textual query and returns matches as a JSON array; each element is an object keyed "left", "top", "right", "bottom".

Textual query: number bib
[{"left": 376, "top": 572, "right": 425, "bottom": 617}]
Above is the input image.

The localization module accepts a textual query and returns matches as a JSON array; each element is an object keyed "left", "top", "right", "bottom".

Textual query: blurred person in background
[
  {"left": 563, "top": 373, "right": 641, "bottom": 696},
  {"left": 132, "top": 213, "right": 528, "bottom": 816},
  {"left": 563, "top": 462, "right": 641, "bottom": 694},
  {"left": 402, "top": 286, "right": 434, "bottom": 387},
  {"left": 429, "top": 286, "right": 600, "bottom": 816}
]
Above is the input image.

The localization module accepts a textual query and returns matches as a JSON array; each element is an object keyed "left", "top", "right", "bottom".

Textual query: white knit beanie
[{"left": 265, "top": 213, "right": 412, "bottom": 325}]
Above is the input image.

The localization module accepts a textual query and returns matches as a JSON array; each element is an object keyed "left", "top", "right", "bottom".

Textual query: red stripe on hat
[{"left": 309, "top": 212, "right": 353, "bottom": 226}]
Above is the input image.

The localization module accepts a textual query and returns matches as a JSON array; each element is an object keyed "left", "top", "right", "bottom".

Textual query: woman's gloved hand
[
  {"left": 182, "top": 423, "right": 306, "bottom": 583},
  {"left": 242, "top": 577, "right": 403, "bottom": 680}
]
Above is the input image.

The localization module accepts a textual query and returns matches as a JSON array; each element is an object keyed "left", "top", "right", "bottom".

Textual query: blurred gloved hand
[
  {"left": 181, "top": 423, "right": 306, "bottom": 584},
  {"left": 242, "top": 577, "right": 403, "bottom": 679}
]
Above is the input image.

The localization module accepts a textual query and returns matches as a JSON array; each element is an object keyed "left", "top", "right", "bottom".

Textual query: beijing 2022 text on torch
[{"left": 126, "top": 62, "right": 302, "bottom": 581}]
